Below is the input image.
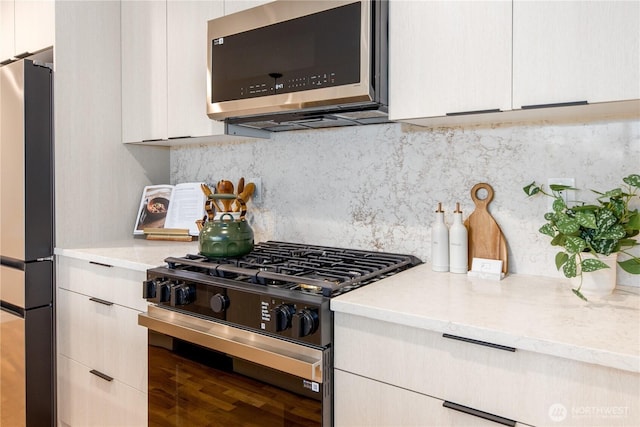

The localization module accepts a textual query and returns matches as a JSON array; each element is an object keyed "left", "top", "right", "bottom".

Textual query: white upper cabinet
[
  {"left": 167, "top": 0, "right": 225, "bottom": 139},
  {"left": 223, "top": 0, "right": 273, "bottom": 16},
  {"left": 122, "top": 1, "right": 243, "bottom": 144},
  {"left": 1, "top": 0, "right": 54, "bottom": 62},
  {"left": 388, "top": 0, "right": 512, "bottom": 122},
  {"left": 15, "top": 0, "right": 54, "bottom": 55},
  {"left": 513, "top": 0, "right": 640, "bottom": 108},
  {"left": 121, "top": 0, "right": 167, "bottom": 143},
  {"left": 0, "top": 1, "right": 14, "bottom": 62}
]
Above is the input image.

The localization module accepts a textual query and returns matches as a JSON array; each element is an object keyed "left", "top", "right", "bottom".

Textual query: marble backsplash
[{"left": 171, "top": 119, "right": 640, "bottom": 287}]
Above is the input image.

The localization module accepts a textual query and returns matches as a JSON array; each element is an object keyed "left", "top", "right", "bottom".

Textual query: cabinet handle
[
  {"left": 14, "top": 51, "right": 32, "bottom": 59},
  {"left": 89, "top": 297, "right": 114, "bottom": 306},
  {"left": 443, "top": 401, "right": 516, "bottom": 427},
  {"left": 521, "top": 100, "right": 588, "bottom": 110},
  {"left": 89, "top": 369, "right": 114, "bottom": 382},
  {"left": 168, "top": 135, "right": 191, "bottom": 139},
  {"left": 141, "top": 138, "right": 166, "bottom": 142},
  {"left": 89, "top": 261, "right": 113, "bottom": 268},
  {"left": 446, "top": 108, "right": 501, "bottom": 116},
  {"left": 442, "top": 333, "right": 516, "bottom": 352}
]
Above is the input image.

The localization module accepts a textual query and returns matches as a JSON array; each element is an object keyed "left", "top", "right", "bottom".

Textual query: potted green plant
[{"left": 523, "top": 174, "right": 640, "bottom": 301}]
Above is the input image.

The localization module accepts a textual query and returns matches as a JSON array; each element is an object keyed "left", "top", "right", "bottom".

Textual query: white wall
[
  {"left": 55, "top": 1, "right": 170, "bottom": 248},
  {"left": 171, "top": 118, "right": 640, "bottom": 287}
]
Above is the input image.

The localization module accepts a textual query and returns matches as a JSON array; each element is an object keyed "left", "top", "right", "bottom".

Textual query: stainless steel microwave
[{"left": 206, "top": 0, "right": 388, "bottom": 132}]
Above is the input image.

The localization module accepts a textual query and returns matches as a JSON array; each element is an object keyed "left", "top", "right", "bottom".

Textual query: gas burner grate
[{"left": 164, "top": 241, "right": 422, "bottom": 297}]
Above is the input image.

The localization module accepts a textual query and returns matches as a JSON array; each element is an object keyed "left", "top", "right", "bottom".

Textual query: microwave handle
[{"left": 138, "top": 309, "right": 324, "bottom": 383}]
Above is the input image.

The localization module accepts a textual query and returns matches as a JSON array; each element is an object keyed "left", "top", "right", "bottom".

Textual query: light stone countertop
[
  {"left": 55, "top": 242, "right": 640, "bottom": 374},
  {"left": 54, "top": 239, "right": 199, "bottom": 272},
  {"left": 331, "top": 264, "right": 640, "bottom": 374}
]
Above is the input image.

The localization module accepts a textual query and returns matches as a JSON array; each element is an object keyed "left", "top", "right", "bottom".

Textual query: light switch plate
[{"left": 547, "top": 177, "right": 575, "bottom": 211}]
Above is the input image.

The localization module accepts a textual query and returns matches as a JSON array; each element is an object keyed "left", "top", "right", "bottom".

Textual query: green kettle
[{"left": 197, "top": 194, "right": 254, "bottom": 258}]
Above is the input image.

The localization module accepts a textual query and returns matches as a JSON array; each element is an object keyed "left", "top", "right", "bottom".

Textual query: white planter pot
[{"left": 572, "top": 253, "right": 618, "bottom": 297}]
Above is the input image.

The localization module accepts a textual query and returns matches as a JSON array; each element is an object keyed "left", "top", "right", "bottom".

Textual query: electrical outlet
[
  {"left": 247, "top": 177, "right": 262, "bottom": 204},
  {"left": 547, "top": 177, "right": 575, "bottom": 211}
]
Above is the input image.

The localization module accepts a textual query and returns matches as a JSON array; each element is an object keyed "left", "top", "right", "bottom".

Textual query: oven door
[{"left": 138, "top": 306, "right": 331, "bottom": 426}]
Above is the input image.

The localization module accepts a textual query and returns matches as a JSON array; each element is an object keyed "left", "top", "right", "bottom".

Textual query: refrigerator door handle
[{"left": 0, "top": 257, "right": 25, "bottom": 270}]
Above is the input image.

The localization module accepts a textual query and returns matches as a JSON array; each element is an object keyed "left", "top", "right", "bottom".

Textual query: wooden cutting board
[{"left": 464, "top": 183, "right": 508, "bottom": 274}]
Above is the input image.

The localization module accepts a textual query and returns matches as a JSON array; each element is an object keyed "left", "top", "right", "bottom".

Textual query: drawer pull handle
[
  {"left": 521, "top": 100, "right": 588, "bottom": 110},
  {"left": 89, "top": 261, "right": 113, "bottom": 268},
  {"left": 446, "top": 108, "right": 501, "bottom": 116},
  {"left": 89, "top": 297, "right": 114, "bottom": 306},
  {"left": 89, "top": 369, "right": 113, "bottom": 382},
  {"left": 443, "top": 401, "right": 516, "bottom": 427},
  {"left": 442, "top": 333, "right": 516, "bottom": 352}
]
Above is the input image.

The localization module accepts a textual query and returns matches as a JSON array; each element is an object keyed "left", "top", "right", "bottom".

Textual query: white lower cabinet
[
  {"left": 56, "top": 256, "right": 148, "bottom": 427},
  {"left": 57, "top": 355, "right": 147, "bottom": 427},
  {"left": 334, "top": 312, "right": 639, "bottom": 427},
  {"left": 335, "top": 370, "right": 528, "bottom": 427}
]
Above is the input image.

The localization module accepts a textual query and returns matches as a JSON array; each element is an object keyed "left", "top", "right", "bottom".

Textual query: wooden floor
[{"left": 148, "top": 345, "right": 322, "bottom": 427}]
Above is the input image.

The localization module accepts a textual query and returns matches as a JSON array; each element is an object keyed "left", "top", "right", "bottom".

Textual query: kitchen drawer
[
  {"left": 335, "top": 313, "right": 639, "bottom": 426},
  {"left": 57, "top": 354, "right": 146, "bottom": 427},
  {"left": 57, "top": 288, "right": 147, "bottom": 392},
  {"left": 57, "top": 256, "right": 147, "bottom": 311},
  {"left": 335, "top": 369, "right": 531, "bottom": 427}
]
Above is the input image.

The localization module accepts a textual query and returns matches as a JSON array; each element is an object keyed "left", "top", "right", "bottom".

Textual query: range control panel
[{"left": 143, "top": 269, "right": 331, "bottom": 347}]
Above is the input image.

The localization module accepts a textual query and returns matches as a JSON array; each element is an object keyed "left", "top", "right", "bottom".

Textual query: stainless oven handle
[{"left": 138, "top": 307, "right": 324, "bottom": 383}]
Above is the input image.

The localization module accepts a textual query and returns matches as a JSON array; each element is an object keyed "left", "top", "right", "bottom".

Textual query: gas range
[{"left": 143, "top": 241, "right": 422, "bottom": 347}]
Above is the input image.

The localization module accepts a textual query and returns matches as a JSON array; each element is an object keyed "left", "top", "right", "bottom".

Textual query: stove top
[
  {"left": 144, "top": 241, "right": 422, "bottom": 347},
  {"left": 163, "top": 241, "right": 422, "bottom": 297}
]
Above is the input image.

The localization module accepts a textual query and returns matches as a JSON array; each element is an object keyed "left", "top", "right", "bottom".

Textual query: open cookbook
[{"left": 133, "top": 182, "right": 206, "bottom": 237}]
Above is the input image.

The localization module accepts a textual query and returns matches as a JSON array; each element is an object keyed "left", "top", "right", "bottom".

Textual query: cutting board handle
[{"left": 470, "top": 183, "right": 494, "bottom": 208}]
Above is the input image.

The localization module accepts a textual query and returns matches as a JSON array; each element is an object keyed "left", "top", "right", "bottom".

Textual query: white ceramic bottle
[
  {"left": 449, "top": 202, "right": 468, "bottom": 274},
  {"left": 431, "top": 202, "right": 449, "bottom": 272}
]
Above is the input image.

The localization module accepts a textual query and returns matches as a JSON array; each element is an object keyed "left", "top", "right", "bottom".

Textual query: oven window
[{"left": 148, "top": 332, "right": 323, "bottom": 426}]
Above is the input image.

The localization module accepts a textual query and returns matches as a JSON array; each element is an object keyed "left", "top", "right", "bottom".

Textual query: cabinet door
[
  {"left": 335, "top": 313, "right": 640, "bottom": 427},
  {"left": 388, "top": 0, "right": 511, "bottom": 121},
  {"left": 513, "top": 1, "right": 640, "bottom": 108},
  {"left": 57, "top": 288, "right": 148, "bottom": 393},
  {"left": 58, "top": 355, "right": 147, "bottom": 427},
  {"left": 57, "top": 256, "right": 148, "bottom": 312},
  {"left": 167, "top": 0, "right": 225, "bottom": 139},
  {"left": 335, "top": 370, "right": 517, "bottom": 427},
  {"left": 14, "top": 0, "right": 54, "bottom": 56},
  {"left": 121, "top": 0, "right": 167, "bottom": 143},
  {"left": 224, "top": 0, "right": 273, "bottom": 15},
  {"left": 0, "top": 1, "right": 15, "bottom": 62}
]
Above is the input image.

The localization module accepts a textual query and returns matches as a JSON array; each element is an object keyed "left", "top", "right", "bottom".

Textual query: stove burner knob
[
  {"left": 143, "top": 279, "right": 157, "bottom": 300},
  {"left": 268, "top": 304, "right": 295, "bottom": 333},
  {"left": 292, "top": 309, "right": 319, "bottom": 338},
  {"left": 152, "top": 281, "right": 171, "bottom": 303},
  {"left": 210, "top": 293, "right": 229, "bottom": 313},
  {"left": 171, "top": 284, "right": 195, "bottom": 306}
]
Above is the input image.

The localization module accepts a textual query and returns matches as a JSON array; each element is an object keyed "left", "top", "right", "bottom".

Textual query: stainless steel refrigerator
[{"left": 0, "top": 54, "right": 54, "bottom": 427}]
